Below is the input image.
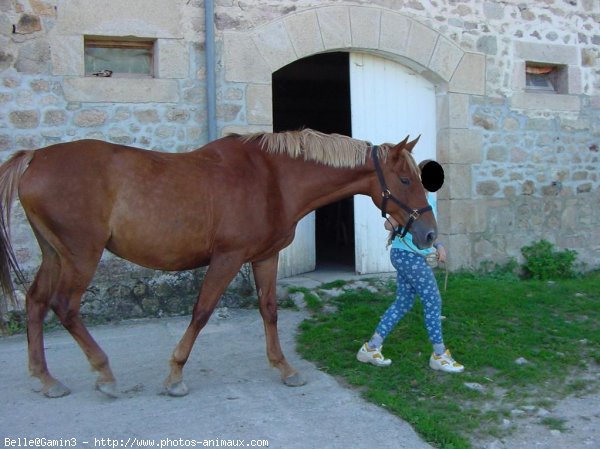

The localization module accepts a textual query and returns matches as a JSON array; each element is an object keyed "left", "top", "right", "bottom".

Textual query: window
[
  {"left": 525, "top": 63, "right": 567, "bottom": 94},
  {"left": 84, "top": 36, "right": 155, "bottom": 78}
]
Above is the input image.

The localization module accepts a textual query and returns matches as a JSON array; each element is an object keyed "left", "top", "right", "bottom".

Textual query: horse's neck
[{"left": 279, "top": 158, "right": 372, "bottom": 221}]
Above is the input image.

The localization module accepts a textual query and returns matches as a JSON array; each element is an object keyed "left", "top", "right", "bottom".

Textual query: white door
[
  {"left": 277, "top": 213, "right": 315, "bottom": 278},
  {"left": 350, "top": 53, "right": 436, "bottom": 274}
]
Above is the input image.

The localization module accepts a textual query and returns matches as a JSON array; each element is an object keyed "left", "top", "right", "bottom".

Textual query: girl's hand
[{"left": 437, "top": 246, "right": 447, "bottom": 263}]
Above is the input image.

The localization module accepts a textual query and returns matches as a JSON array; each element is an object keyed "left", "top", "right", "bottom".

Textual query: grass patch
[
  {"left": 540, "top": 416, "right": 568, "bottom": 432},
  {"left": 297, "top": 270, "right": 600, "bottom": 449},
  {"left": 287, "top": 286, "right": 324, "bottom": 312}
]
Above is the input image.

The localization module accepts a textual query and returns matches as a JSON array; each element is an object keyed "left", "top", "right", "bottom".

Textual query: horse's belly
[{"left": 106, "top": 230, "right": 211, "bottom": 271}]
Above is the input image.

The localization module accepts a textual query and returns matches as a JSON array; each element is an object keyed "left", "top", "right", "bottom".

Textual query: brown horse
[{"left": 0, "top": 129, "right": 437, "bottom": 398}]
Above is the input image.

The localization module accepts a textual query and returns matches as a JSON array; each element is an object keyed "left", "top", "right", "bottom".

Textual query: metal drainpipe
[{"left": 205, "top": 0, "right": 217, "bottom": 141}]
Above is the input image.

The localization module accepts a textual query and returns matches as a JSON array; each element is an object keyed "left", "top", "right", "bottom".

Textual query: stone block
[
  {"left": 14, "top": 14, "right": 42, "bottom": 34},
  {"left": 134, "top": 109, "right": 160, "bottom": 124},
  {"left": 379, "top": 11, "right": 411, "bottom": 56},
  {"left": 43, "top": 109, "right": 67, "bottom": 126},
  {"left": 15, "top": 39, "right": 51, "bottom": 74},
  {"left": 73, "top": 109, "right": 107, "bottom": 127},
  {"left": 483, "top": 2, "right": 504, "bottom": 20},
  {"left": 449, "top": 52, "right": 486, "bottom": 95},
  {"left": 444, "top": 233, "right": 473, "bottom": 270},
  {"left": 438, "top": 129, "right": 483, "bottom": 164},
  {"left": 50, "top": 35, "right": 84, "bottom": 76},
  {"left": 0, "top": 133, "right": 11, "bottom": 151},
  {"left": 316, "top": 5, "right": 352, "bottom": 50},
  {"left": 9, "top": 110, "right": 40, "bottom": 128},
  {"left": 284, "top": 10, "right": 323, "bottom": 58},
  {"left": 30, "top": 0, "right": 55, "bottom": 16},
  {"left": 476, "top": 180, "right": 500, "bottom": 196},
  {"left": 56, "top": 0, "right": 182, "bottom": 38},
  {"left": 157, "top": 39, "right": 189, "bottom": 79},
  {"left": 477, "top": 35, "right": 498, "bottom": 55},
  {"left": 349, "top": 6, "right": 380, "bottom": 49},
  {"left": 246, "top": 84, "right": 272, "bottom": 126},
  {"left": 429, "top": 36, "right": 463, "bottom": 82},
  {"left": 216, "top": 103, "right": 241, "bottom": 122},
  {"left": 220, "top": 124, "right": 272, "bottom": 138},
  {"left": 444, "top": 163, "right": 472, "bottom": 199},
  {"left": 405, "top": 20, "right": 438, "bottom": 68},
  {"left": 165, "top": 107, "right": 190, "bottom": 123},
  {"left": 438, "top": 93, "right": 470, "bottom": 129},
  {"left": 441, "top": 199, "right": 486, "bottom": 234},
  {"left": 252, "top": 21, "right": 296, "bottom": 72},
  {"left": 514, "top": 41, "right": 580, "bottom": 65},
  {"left": 567, "top": 66, "right": 582, "bottom": 94},
  {"left": 510, "top": 92, "right": 581, "bottom": 112},
  {"left": 64, "top": 77, "right": 179, "bottom": 103},
  {"left": 224, "top": 32, "right": 271, "bottom": 83}
]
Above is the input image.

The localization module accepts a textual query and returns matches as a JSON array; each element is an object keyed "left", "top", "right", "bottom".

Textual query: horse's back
[{"left": 18, "top": 140, "right": 210, "bottom": 268}]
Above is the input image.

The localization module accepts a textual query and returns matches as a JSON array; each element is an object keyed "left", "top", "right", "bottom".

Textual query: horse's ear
[
  {"left": 391, "top": 135, "right": 410, "bottom": 152},
  {"left": 404, "top": 135, "right": 421, "bottom": 153},
  {"left": 388, "top": 135, "right": 410, "bottom": 162}
]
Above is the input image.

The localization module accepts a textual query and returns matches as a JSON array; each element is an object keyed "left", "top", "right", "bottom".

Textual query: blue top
[{"left": 390, "top": 195, "right": 437, "bottom": 255}]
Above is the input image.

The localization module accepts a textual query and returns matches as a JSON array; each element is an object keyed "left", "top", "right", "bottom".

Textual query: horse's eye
[{"left": 400, "top": 177, "right": 411, "bottom": 186}]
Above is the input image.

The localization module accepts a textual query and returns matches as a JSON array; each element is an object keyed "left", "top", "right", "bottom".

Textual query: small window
[
  {"left": 85, "top": 36, "right": 155, "bottom": 78},
  {"left": 525, "top": 63, "right": 566, "bottom": 94}
]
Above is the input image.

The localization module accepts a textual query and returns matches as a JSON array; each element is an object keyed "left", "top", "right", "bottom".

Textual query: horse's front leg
[
  {"left": 253, "top": 254, "right": 305, "bottom": 387},
  {"left": 164, "top": 253, "right": 245, "bottom": 397}
]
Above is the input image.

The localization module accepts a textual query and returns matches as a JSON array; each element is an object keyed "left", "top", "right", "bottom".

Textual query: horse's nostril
[{"left": 426, "top": 231, "right": 436, "bottom": 244}]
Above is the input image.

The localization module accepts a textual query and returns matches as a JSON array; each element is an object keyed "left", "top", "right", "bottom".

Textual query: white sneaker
[
  {"left": 429, "top": 349, "right": 464, "bottom": 373},
  {"left": 356, "top": 343, "right": 392, "bottom": 367}
]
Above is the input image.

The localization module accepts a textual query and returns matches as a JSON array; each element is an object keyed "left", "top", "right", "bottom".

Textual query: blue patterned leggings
[{"left": 375, "top": 249, "right": 443, "bottom": 345}]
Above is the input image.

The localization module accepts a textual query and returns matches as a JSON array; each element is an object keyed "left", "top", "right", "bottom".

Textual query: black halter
[{"left": 371, "top": 145, "right": 432, "bottom": 239}]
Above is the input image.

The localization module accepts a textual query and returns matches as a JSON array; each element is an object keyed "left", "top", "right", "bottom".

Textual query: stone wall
[{"left": 0, "top": 0, "right": 599, "bottom": 321}]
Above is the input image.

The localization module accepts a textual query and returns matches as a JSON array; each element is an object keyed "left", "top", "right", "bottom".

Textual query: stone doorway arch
[{"left": 222, "top": 5, "right": 487, "bottom": 270}]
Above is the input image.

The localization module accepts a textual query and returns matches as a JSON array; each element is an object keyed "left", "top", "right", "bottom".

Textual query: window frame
[
  {"left": 524, "top": 62, "right": 567, "bottom": 95},
  {"left": 84, "top": 36, "right": 156, "bottom": 79}
]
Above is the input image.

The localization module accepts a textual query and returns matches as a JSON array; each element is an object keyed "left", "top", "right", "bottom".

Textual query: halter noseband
[{"left": 371, "top": 145, "right": 432, "bottom": 239}]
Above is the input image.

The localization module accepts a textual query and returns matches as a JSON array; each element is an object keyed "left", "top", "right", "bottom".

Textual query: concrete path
[{"left": 0, "top": 307, "right": 433, "bottom": 449}]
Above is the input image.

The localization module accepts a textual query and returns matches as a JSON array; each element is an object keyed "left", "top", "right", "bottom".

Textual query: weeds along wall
[{"left": 0, "top": 1, "right": 598, "bottom": 317}]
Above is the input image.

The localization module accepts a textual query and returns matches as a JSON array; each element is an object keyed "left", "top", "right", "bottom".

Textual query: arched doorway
[
  {"left": 272, "top": 52, "right": 437, "bottom": 275},
  {"left": 224, "top": 6, "right": 485, "bottom": 272},
  {"left": 272, "top": 52, "right": 355, "bottom": 272}
]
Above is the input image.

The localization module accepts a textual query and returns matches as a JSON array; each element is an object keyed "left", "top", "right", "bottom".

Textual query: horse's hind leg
[
  {"left": 253, "top": 255, "right": 305, "bottom": 387},
  {"left": 26, "top": 257, "right": 71, "bottom": 398},
  {"left": 48, "top": 256, "right": 118, "bottom": 398},
  {"left": 27, "top": 241, "right": 116, "bottom": 398}
]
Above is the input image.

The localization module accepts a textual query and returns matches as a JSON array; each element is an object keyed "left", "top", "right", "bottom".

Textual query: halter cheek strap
[{"left": 371, "top": 146, "right": 432, "bottom": 239}]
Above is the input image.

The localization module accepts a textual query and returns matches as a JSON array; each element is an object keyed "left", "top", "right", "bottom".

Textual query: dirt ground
[
  {"left": 0, "top": 309, "right": 435, "bottom": 449},
  {"left": 480, "top": 389, "right": 600, "bottom": 449}
]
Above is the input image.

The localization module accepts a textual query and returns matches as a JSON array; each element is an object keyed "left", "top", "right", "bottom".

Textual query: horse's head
[{"left": 369, "top": 136, "right": 440, "bottom": 250}]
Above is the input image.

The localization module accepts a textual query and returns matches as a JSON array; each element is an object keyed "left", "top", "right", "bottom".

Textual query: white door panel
[
  {"left": 350, "top": 53, "right": 436, "bottom": 274},
  {"left": 277, "top": 213, "right": 315, "bottom": 278}
]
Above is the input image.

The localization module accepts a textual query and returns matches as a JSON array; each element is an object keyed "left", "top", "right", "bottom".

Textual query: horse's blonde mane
[
  {"left": 241, "top": 129, "right": 420, "bottom": 173},
  {"left": 242, "top": 129, "right": 383, "bottom": 168}
]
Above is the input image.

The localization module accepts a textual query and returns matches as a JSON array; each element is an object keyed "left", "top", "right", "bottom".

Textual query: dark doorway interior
[{"left": 272, "top": 52, "right": 354, "bottom": 270}]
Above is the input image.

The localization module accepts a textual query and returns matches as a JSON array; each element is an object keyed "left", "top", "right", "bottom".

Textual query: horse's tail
[{"left": 0, "top": 150, "right": 34, "bottom": 328}]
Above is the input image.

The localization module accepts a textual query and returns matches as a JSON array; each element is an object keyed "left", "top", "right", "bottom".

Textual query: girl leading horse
[{"left": 0, "top": 129, "right": 437, "bottom": 398}]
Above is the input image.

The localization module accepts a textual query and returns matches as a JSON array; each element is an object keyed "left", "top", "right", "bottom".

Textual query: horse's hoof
[
  {"left": 44, "top": 381, "right": 71, "bottom": 398},
  {"left": 283, "top": 372, "right": 306, "bottom": 387},
  {"left": 166, "top": 381, "right": 189, "bottom": 397},
  {"left": 96, "top": 382, "right": 119, "bottom": 399}
]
